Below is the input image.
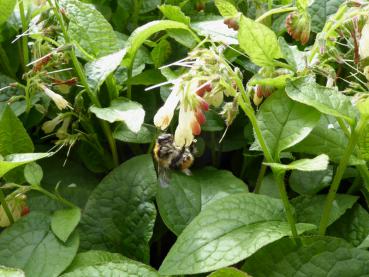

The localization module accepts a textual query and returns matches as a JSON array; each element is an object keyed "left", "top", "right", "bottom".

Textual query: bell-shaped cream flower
[
  {"left": 154, "top": 83, "right": 181, "bottom": 130},
  {"left": 174, "top": 106, "right": 198, "bottom": 147},
  {"left": 42, "top": 114, "right": 63, "bottom": 133},
  {"left": 40, "top": 84, "right": 72, "bottom": 110},
  {"left": 359, "top": 22, "right": 369, "bottom": 60}
]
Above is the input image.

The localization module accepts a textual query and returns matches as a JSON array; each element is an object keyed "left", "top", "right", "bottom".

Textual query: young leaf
[
  {"left": 0, "top": 212, "right": 79, "bottom": 277},
  {"left": 66, "top": 250, "right": 127, "bottom": 272},
  {"left": 156, "top": 167, "right": 248, "bottom": 235},
  {"left": 256, "top": 91, "right": 320, "bottom": 159},
  {"left": 51, "top": 207, "right": 81, "bottom": 242},
  {"left": 159, "top": 193, "right": 315, "bottom": 275},
  {"left": 0, "top": 265, "right": 25, "bottom": 277},
  {"left": 238, "top": 16, "right": 282, "bottom": 67},
  {"left": 243, "top": 236, "right": 369, "bottom": 276},
  {"left": 308, "top": 0, "right": 345, "bottom": 33},
  {"left": 264, "top": 154, "right": 329, "bottom": 172},
  {"left": 0, "top": 0, "right": 16, "bottom": 25},
  {"left": 0, "top": 105, "right": 34, "bottom": 156},
  {"left": 79, "top": 155, "right": 157, "bottom": 263},
  {"left": 214, "top": 0, "right": 238, "bottom": 17},
  {"left": 291, "top": 194, "right": 358, "bottom": 227},
  {"left": 328, "top": 204, "right": 369, "bottom": 247},
  {"left": 113, "top": 124, "right": 155, "bottom": 144},
  {"left": 61, "top": 261, "right": 159, "bottom": 277},
  {"left": 0, "top": 153, "right": 51, "bottom": 178},
  {"left": 289, "top": 166, "right": 333, "bottom": 195},
  {"left": 60, "top": 0, "right": 120, "bottom": 57},
  {"left": 159, "top": 5, "right": 190, "bottom": 24},
  {"left": 85, "top": 49, "right": 126, "bottom": 91},
  {"left": 192, "top": 19, "right": 238, "bottom": 45},
  {"left": 286, "top": 77, "right": 358, "bottom": 124},
  {"left": 123, "top": 20, "right": 191, "bottom": 68},
  {"left": 291, "top": 115, "right": 364, "bottom": 165},
  {"left": 24, "top": 162, "right": 43, "bottom": 186},
  {"left": 90, "top": 99, "right": 144, "bottom": 133}
]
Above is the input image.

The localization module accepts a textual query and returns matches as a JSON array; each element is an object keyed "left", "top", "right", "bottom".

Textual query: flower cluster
[
  {"left": 286, "top": 11, "right": 311, "bottom": 45},
  {"left": 153, "top": 48, "right": 238, "bottom": 147}
]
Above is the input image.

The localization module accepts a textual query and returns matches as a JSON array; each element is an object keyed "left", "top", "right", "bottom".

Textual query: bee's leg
[
  {"left": 181, "top": 168, "right": 192, "bottom": 176},
  {"left": 158, "top": 166, "right": 171, "bottom": 188}
]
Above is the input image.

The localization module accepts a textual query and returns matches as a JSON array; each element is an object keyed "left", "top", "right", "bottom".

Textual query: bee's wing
[{"left": 158, "top": 165, "right": 171, "bottom": 188}]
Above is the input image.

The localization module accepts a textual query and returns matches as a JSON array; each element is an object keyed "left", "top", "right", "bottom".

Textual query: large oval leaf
[
  {"left": 157, "top": 167, "right": 248, "bottom": 235},
  {"left": 243, "top": 236, "right": 369, "bottom": 276},
  {"left": 286, "top": 77, "right": 358, "bottom": 124},
  {"left": 256, "top": 91, "right": 321, "bottom": 159},
  {"left": 60, "top": 0, "right": 120, "bottom": 58},
  {"left": 290, "top": 115, "right": 364, "bottom": 165},
  {"left": 0, "top": 212, "right": 79, "bottom": 277},
  {"left": 238, "top": 16, "right": 282, "bottom": 67},
  {"left": 291, "top": 194, "right": 358, "bottom": 227},
  {"left": 0, "top": 0, "right": 16, "bottom": 25},
  {"left": 159, "top": 193, "right": 315, "bottom": 275},
  {"left": 79, "top": 155, "right": 157, "bottom": 263}
]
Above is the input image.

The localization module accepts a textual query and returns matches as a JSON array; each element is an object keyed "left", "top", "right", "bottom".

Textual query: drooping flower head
[{"left": 153, "top": 47, "right": 240, "bottom": 147}]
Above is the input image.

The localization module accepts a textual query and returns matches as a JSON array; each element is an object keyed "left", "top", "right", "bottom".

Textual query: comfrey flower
[
  {"left": 359, "top": 21, "right": 369, "bottom": 60},
  {"left": 39, "top": 84, "right": 72, "bottom": 110},
  {"left": 152, "top": 47, "right": 239, "bottom": 147}
]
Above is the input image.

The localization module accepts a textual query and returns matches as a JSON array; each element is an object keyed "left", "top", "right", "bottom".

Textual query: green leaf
[
  {"left": 123, "top": 20, "right": 191, "bottom": 68},
  {"left": 0, "top": 105, "right": 34, "bottom": 156},
  {"left": 359, "top": 123, "right": 369, "bottom": 161},
  {"left": 192, "top": 19, "right": 238, "bottom": 45},
  {"left": 202, "top": 110, "right": 225, "bottom": 132},
  {"left": 0, "top": 266, "right": 25, "bottom": 277},
  {"left": 141, "top": 0, "right": 160, "bottom": 13},
  {"left": 259, "top": 174, "right": 280, "bottom": 199},
  {"left": 291, "top": 115, "right": 364, "bottom": 165},
  {"left": 286, "top": 77, "right": 358, "bottom": 124},
  {"left": 308, "top": 0, "right": 345, "bottom": 33},
  {"left": 214, "top": 0, "right": 238, "bottom": 17},
  {"left": 85, "top": 49, "right": 126, "bottom": 91},
  {"left": 291, "top": 194, "right": 358, "bottom": 227},
  {"left": 24, "top": 162, "right": 43, "bottom": 185},
  {"left": 289, "top": 166, "right": 333, "bottom": 195},
  {"left": 60, "top": 0, "right": 120, "bottom": 58},
  {"left": 90, "top": 99, "right": 144, "bottom": 133},
  {"left": 209, "top": 267, "right": 251, "bottom": 277},
  {"left": 328, "top": 204, "right": 369, "bottom": 247},
  {"left": 51, "top": 208, "right": 81, "bottom": 242},
  {"left": 243, "top": 236, "right": 369, "bottom": 276},
  {"left": 279, "top": 37, "right": 307, "bottom": 71},
  {"left": 159, "top": 193, "right": 315, "bottom": 275},
  {"left": 256, "top": 91, "right": 320, "bottom": 159},
  {"left": 264, "top": 154, "right": 329, "bottom": 172},
  {"left": 159, "top": 5, "right": 190, "bottom": 24},
  {"left": 129, "top": 69, "right": 166, "bottom": 85},
  {"left": 151, "top": 39, "right": 172, "bottom": 67},
  {"left": 113, "top": 124, "right": 155, "bottom": 144},
  {"left": 61, "top": 261, "right": 159, "bottom": 277},
  {"left": 79, "top": 155, "right": 157, "bottom": 263},
  {"left": 238, "top": 16, "right": 282, "bottom": 67},
  {"left": 0, "top": 153, "right": 51, "bottom": 178},
  {"left": 0, "top": 212, "right": 79, "bottom": 277},
  {"left": 157, "top": 167, "right": 248, "bottom": 235},
  {"left": 66, "top": 250, "right": 127, "bottom": 272},
  {"left": 0, "top": 0, "right": 16, "bottom": 26}
]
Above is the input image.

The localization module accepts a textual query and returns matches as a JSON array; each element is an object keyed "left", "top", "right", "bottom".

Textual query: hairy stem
[
  {"left": 254, "top": 161, "right": 267, "bottom": 193},
  {"left": 0, "top": 189, "right": 14, "bottom": 224},
  {"left": 18, "top": 0, "right": 29, "bottom": 70},
  {"left": 319, "top": 116, "right": 368, "bottom": 235}
]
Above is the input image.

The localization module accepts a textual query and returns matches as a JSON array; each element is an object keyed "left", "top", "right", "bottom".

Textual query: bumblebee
[{"left": 153, "top": 133, "right": 196, "bottom": 187}]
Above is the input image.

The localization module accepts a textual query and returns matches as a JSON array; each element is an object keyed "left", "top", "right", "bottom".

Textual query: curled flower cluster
[
  {"left": 286, "top": 11, "right": 311, "bottom": 45},
  {"left": 153, "top": 48, "right": 238, "bottom": 147}
]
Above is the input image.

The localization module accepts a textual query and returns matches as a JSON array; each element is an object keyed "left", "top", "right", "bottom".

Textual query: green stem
[
  {"left": 256, "top": 6, "right": 297, "bottom": 23},
  {"left": 254, "top": 161, "right": 267, "bottom": 193},
  {"left": 127, "top": 67, "right": 132, "bottom": 99},
  {"left": 319, "top": 116, "right": 368, "bottom": 235},
  {"left": 0, "top": 189, "right": 14, "bottom": 224},
  {"left": 31, "top": 185, "right": 75, "bottom": 208},
  {"left": 274, "top": 171, "right": 298, "bottom": 237},
  {"left": 18, "top": 0, "right": 29, "bottom": 70},
  {"left": 49, "top": 0, "right": 119, "bottom": 167}
]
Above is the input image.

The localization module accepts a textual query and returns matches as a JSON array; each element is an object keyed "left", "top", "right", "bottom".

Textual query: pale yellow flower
[
  {"left": 359, "top": 22, "right": 369, "bottom": 60},
  {"left": 40, "top": 84, "right": 72, "bottom": 110}
]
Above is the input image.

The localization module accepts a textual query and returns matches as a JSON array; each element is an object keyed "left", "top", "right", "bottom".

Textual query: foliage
[{"left": 0, "top": 0, "right": 369, "bottom": 276}]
